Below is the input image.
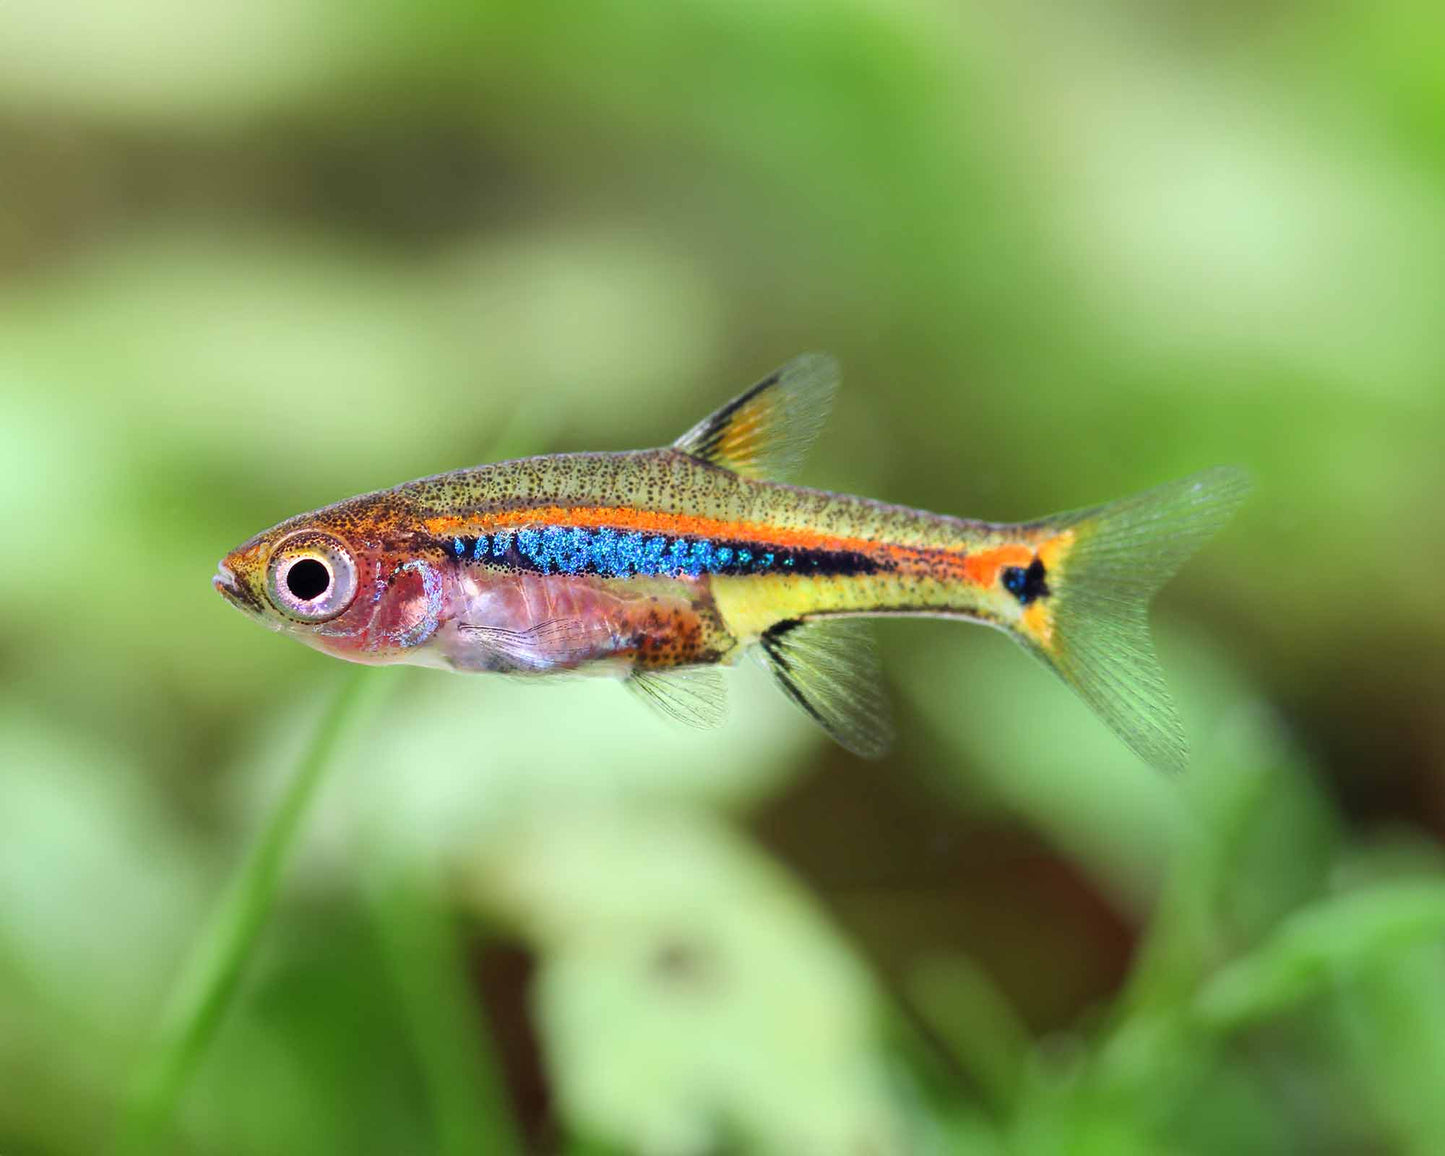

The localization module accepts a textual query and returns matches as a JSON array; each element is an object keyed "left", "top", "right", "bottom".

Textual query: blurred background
[{"left": 3, "top": 1, "right": 1445, "bottom": 1152}]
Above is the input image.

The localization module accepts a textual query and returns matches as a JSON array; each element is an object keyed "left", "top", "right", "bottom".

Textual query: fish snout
[{"left": 213, "top": 558, "right": 263, "bottom": 614}]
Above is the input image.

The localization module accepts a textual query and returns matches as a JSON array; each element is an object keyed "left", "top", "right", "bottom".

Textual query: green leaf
[
  {"left": 1193, "top": 882, "right": 1445, "bottom": 1034},
  {"left": 466, "top": 808, "right": 918, "bottom": 1154}
]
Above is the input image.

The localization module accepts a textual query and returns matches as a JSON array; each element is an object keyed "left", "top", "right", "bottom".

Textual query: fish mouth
[{"left": 213, "top": 561, "right": 263, "bottom": 614}]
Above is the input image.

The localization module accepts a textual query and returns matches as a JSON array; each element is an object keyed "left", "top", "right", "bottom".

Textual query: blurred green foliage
[{"left": 2, "top": 0, "right": 1444, "bottom": 1153}]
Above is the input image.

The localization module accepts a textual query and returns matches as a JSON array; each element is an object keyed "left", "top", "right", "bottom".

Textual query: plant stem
[
  {"left": 119, "top": 666, "right": 378, "bottom": 1153},
  {"left": 363, "top": 862, "right": 525, "bottom": 1155}
]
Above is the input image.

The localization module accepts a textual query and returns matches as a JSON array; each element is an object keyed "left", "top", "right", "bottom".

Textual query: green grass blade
[
  {"left": 363, "top": 860, "right": 525, "bottom": 1156},
  {"left": 906, "top": 954, "right": 1031, "bottom": 1113},
  {"left": 118, "top": 666, "right": 379, "bottom": 1153}
]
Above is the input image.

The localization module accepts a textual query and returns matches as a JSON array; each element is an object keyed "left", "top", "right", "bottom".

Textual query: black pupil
[{"left": 286, "top": 558, "right": 331, "bottom": 602}]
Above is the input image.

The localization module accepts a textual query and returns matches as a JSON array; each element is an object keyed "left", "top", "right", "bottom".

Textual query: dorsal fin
[
  {"left": 756, "top": 617, "right": 894, "bottom": 758},
  {"left": 673, "top": 353, "right": 838, "bottom": 482}
]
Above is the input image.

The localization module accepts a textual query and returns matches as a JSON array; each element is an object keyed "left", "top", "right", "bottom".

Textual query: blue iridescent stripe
[{"left": 442, "top": 527, "right": 878, "bottom": 578}]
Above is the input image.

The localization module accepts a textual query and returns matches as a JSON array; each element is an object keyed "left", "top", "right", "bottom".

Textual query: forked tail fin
[{"left": 1014, "top": 467, "right": 1252, "bottom": 773}]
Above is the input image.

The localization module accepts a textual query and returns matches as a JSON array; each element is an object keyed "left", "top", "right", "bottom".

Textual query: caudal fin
[{"left": 1015, "top": 467, "right": 1252, "bottom": 773}]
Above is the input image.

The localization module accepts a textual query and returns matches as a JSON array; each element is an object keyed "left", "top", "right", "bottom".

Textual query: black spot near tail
[{"left": 1002, "top": 558, "right": 1050, "bottom": 605}]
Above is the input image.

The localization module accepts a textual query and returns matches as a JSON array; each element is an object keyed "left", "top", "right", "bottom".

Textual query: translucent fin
[
  {"left": 672, "top": 353, "right": 838, "bottom": 482},
  {"left": 458, "top": 618, "right": 594, "bottom": 669},
  {"left": 627, "top": 666, "right": 729, "bottom": 730},
  {"left": 1015, "top": 466, "right": 1252, "bottom": 774},
  {"left": 757, "top": 617, "right": 894, "bottom": 758}
]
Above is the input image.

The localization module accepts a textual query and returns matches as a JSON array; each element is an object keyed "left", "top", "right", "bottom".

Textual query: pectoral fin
[{"left": 458, "top": 618, "right": 595, "bottom": 670}]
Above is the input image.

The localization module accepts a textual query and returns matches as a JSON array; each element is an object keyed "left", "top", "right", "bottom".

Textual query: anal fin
[{"left": 757, "top": 618, "right": 894, "bottom": 758}]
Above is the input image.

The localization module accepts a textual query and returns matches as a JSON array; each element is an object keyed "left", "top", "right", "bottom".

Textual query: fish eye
[
  {"left": 285, "top": 558, "right": 330, "bottom": 601},
  {"left": 266, "top": 533, "right": 358, "bottom": 622}
]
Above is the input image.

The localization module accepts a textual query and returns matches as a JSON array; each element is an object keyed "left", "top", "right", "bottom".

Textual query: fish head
[{"left": 214, "top": 499, "right": 445, "bottom": 663}]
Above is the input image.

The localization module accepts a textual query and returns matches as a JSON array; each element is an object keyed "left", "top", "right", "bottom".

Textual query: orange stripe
[
  {"left": 421, "top": 504, "right": 1042, "bottom": 588},
  {"left": 422, "top": 505, "right": 943, "bottom": 565},
  {"left": 961, "top": 544, "right": 1032, "bottom": 587}
]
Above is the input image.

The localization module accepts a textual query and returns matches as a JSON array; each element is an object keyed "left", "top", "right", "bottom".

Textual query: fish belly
[{"left": 429, "top": 570, "right": 737, "bottom": 676}]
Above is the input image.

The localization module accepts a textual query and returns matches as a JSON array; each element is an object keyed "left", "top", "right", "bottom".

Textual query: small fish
[{"left": 215, "top": 355, "right": 1248, "bottom": 770}]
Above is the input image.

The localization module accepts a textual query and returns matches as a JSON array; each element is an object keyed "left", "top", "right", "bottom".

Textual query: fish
[{"left": 214, "top": 354, "right": 1249, "bottom": 771}]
